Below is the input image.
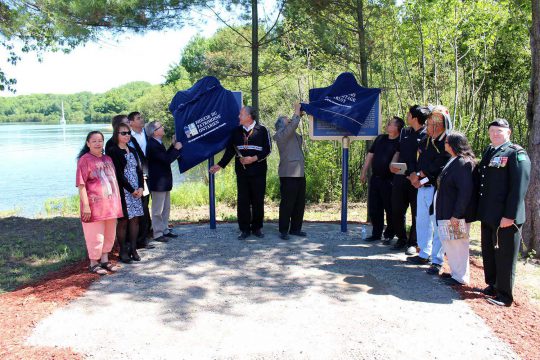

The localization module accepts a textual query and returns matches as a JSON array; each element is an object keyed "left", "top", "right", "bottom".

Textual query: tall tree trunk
[
  {"left": 523, "top": 0, "right": 540, "bottom": 257},
  {"left": 251, "top": 0, "right": 259, "bottom": 118},
  {"left": 453, "top": 38, "right": 459, "bottom": 128},
  {"left": 355, "top": 0, "right": 371, "bottom": 221},
  {"left": 415, "top": 13, "right": 426, "bottom": 104},
  {"left": 356, "top": 0, "right": 368, "bottom": 87}
]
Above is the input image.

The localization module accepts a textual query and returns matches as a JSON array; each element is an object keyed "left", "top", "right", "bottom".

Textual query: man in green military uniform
[{"left": 477, "top": 119, "right": 531, "bottom": 307}]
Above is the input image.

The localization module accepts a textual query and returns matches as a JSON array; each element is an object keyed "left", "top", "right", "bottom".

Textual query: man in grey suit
[{"left": 274, "top": 103, "right": 306, "bottom": 240}]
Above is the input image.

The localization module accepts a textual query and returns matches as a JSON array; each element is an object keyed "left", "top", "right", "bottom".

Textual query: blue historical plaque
[
  {"left": 302, "top": 72, "right": 381, "bottom": 140},
  {"left": 169, "top": 77, "right": 242, "bottom": 173}
]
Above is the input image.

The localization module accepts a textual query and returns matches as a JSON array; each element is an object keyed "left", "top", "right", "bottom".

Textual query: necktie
[{"left": 485, "top": 146, "right": 495, "bottom": 160}]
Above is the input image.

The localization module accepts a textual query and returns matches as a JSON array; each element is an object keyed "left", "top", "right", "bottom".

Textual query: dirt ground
[
  {"left": 1, "top": 222, "right": 539, "bottom": 359},
  {"left": 453, "top": 257, "right": 540, "bottom": 360}
]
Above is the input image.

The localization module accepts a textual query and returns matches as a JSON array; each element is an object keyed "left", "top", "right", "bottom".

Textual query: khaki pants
[{"left": 151, "top": 191, "right": 171, "bottom": 239}]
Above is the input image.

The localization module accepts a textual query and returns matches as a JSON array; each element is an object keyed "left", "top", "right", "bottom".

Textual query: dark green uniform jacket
[{"left": 476, "top": 141, "right": 531, "bottom": 227}]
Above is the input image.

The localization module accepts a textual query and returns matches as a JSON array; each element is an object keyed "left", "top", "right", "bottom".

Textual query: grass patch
[
  {"left": 0, "top": 208, "right": 21, "bottom": 217},
  {"left": 0, "top": 216, "right": 86, "bottom": 293},
  {"left": 44, "top": 196, "right": 79, "bottom": 217}
]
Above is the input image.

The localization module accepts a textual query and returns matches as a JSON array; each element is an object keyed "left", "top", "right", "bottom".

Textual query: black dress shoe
[
  {"left": 130, "top": 251, "right": 141, "bottom": 261},
  {"left": 482, "top": 285, "right": 497, "bottom": 297},
  {"left": 426, "top": 263, "right": 442, "bottom": 275},
  {"left": 280, "top": 232, "right": 290, "bottom": 240},
  {"left": 154, "top": 236, "right": 169, "bottom": 243},
  {"left": 119, "top": 253, "right": 133, "bottom": 264},
  {"left": 441, "top": 277, "right": 463, "bottom": 286},
  {"left": 364, "top": 236, "right": 381, "bottom": 242},
  {"left": 253, "top": 229, "right": 265, "bottom": 238},
  {"left": 238, "top": 231, "right": 250, "bottom": 240},
  {"left": 439, "top": 272, "right": 452, "bottom": 279},
  {"left": 486, "top": 297, "right": 511, "bottom": 307},
  {"left": 289, "top": 231, "right": 307, "bottom": 237},
  {"left": 164, "top": 231, "right": 178, "bottom": 238},
  {"left": 407, "top": 255, "right": 430, "bottom": 265},
  {"left": 393, "top": 239, "right": 407, "bottom": 250}
]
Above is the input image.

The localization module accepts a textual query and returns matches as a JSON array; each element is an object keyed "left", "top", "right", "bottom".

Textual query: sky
[
  {"left": 0, "top": 1, "right": 284, "bottom": 97},
  {"left": 1, "top": 24, "right": 219, "bottom": 96}
]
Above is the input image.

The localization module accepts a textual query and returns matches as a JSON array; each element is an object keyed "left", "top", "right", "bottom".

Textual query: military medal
[{"left": 489, "top": 157, "right": 501, "bottom": 167}]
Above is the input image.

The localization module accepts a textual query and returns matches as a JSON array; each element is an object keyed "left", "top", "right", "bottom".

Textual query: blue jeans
[{"left": 416, "top": 186, "right": 444, "bottom": 265}]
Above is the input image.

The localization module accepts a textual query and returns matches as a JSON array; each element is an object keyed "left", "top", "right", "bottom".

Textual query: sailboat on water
[{"left": 60, "top": 101, "right": 66, "bottom": 125}]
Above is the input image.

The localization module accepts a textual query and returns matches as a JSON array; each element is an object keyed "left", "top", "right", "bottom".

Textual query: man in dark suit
[
  {"left": 477, "top": 118, "right": 531, "bottom": 307},
  {"left": 274, "top": 103, "right": 306, "bottom": 240},
  {"left": 128, "top": 111, "right": 153, "bottom": 249},
  {"left": 145, "top": 120, "right": 182, "bottom": 243},
  {"left": 210, "top": 106, "right": 272, "bottom": 240}
]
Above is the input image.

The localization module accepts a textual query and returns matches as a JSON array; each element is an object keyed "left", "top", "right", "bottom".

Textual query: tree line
[{"left": 0, "top": 81, "right": 155, "bottom": 123}]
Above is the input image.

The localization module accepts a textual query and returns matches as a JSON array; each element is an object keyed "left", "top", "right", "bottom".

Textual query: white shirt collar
[{"left": 243, "top": 121, "right": 256, "bottom": 132}]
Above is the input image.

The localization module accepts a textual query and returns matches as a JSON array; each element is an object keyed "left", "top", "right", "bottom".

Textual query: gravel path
[{"left": 28, "top": 223, "right": 518, "bottom": 359}]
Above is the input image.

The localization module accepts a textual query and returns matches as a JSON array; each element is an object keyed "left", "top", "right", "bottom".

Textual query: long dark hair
[
  {"left": 446, "top": 131, "right": 476, "bottom": 163},
  {"left": 77, "top": 131, "right": 104, "bottom": 160},
  {"left": 112, "top": 123, "right": 130, "bottom": 145}
]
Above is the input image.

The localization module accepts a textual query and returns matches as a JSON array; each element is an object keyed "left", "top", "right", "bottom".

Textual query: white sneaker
[{"left": 405, "top": 246, "right": 417, "bottom": 255}]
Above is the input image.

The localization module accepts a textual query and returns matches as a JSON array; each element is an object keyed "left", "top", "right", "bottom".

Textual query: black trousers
[
  {"left": 481, "top": 222, "right": 521, "bottom": 304},
  {"left": 237, "top": 175, "right": 266, "bottom": 232},
  {"left": 136, "top": 193, "right": 152, "bottom": 246},
  {"left": 279, "top": 177, "right": 306, "bottom": 233},
  {"left": 368, "top": 175, "right": 394, "bottom": 239},
  {"left": 391, "top": 174, "right": 417, "bottom": 246}
]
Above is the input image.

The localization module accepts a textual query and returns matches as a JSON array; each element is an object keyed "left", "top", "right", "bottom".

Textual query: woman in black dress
[{"left": 106, "top": 123, "right": 145, "bottom": 263}]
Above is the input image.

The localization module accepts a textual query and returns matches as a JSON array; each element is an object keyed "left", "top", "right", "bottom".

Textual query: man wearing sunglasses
[
  {"left": 145, "top": 120, "right": 182, "bottom": 243},
  {"left": 407, "top": 105, "right": 451, "bottom": 277}
]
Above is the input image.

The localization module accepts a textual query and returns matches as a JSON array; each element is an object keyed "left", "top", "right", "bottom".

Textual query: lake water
[{"left": 0, "top": 123, "right": 184, "bottom": 216}]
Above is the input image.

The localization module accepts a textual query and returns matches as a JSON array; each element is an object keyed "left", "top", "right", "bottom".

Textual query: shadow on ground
[{"left": 77, "top": 222, "right": 457, "bottom": 332}]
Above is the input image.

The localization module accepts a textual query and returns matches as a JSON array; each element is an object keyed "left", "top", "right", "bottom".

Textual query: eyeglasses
[
  {"left": 154, "top": 125, "right": 163, "bottom": 132},
  {"left": 119, "top": 131, "right": 131, "bottom": 136}
]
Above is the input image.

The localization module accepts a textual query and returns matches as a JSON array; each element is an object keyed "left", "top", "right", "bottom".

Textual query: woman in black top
[
  {"left": 106, "top": 123, "right": 144, "bottom": 263},
  {"left": 435, "top": 131, "right": 477, "bottom": 285}
]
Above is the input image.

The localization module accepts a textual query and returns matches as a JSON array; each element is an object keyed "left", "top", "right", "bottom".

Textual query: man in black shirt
[
  {"left": 389, "top": 105, "right": 429, "bottom": 254},
  {"left": 210, "top": 106, "right": 272, "bottom": 240},
  {"left": 407, "top": 105, "right": 451, "bottom": 276},
  {"left": 361, "top": 116, "right": 404, "bottom": 242}
]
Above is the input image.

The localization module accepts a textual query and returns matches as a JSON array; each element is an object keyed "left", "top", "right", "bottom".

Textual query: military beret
[{"left": 488, "top": 118, "right": 510, "bottom": 129}]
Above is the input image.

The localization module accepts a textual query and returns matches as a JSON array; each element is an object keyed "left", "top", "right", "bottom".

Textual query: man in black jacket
[
  {"left": 210, "top": 106, "right": 272, "bottom": 240},
  {"left": 389, "top": 105, "right": 429, "bottom": 254},
  {"left": 477, "top": 119, "right": 531, "bottom": 307},
  {"left": 360, "top": 116, "right": 403, "bottom": 243},
  {"left": 146, "top": 120, "right": 182, "bottom": 243},
  {"left": 407, "top": 105, "right": 451, "bottom": 276},
  {"left": 128, "top": 111, "right": 152, "bottom": 248}
]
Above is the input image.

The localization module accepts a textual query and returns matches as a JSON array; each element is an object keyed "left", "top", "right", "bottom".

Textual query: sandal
[
  {"left": 89, "top": 264, "right": 108, "bottom": 276},
  {"left": 100, "top": 262, "right": 120, "bottom": 272}
]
